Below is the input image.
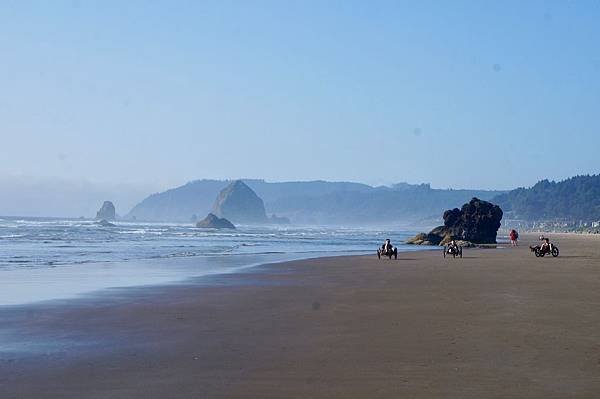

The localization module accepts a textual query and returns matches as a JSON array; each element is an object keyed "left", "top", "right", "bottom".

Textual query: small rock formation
[
  {"left": 96, "top": 219, "right": 116, "bottom": 227},
  {"left": 212, "top": 180, "right": 268, "bottom": 224},
  {"left": 269, "top": 214, "right": 291, "bottom": 224},
  {"left": 196, "top": 213, "right": 236, "bottom": 229},
  {"left": 407, "top": 198, "right": 503, "bottom": 246},
  {"left": 96, "top": 201, "right": 116, "bottom": 220}
]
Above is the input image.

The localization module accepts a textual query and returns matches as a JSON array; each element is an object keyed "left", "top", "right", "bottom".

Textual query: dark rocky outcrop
[
  {"left": 407, "top": 198, "right": 503, "bottom": 246},
  {"left": 212, "top": 180, "right": 268, "bottom": 224},
  {"left": 195, "top": 213, "right": 236, "bottom": 229},
  {"left": 96, "top": 201, "right": 116, "bottom": 220},
  {"left": 96, "top": 219, "right": 116, "bottom": 227}
]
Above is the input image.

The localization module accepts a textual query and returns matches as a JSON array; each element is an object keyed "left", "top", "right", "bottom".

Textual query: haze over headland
[
  {"left": 1, "top": 1, "right": 599, "bottom": 216},
  {"left": 0, "top": 175, "right": 160, "bottom": 218}
]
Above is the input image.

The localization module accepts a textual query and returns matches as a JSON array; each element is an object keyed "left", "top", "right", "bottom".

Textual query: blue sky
[{"left": 1, "top": 0, "right": 599, "bottom": 193}]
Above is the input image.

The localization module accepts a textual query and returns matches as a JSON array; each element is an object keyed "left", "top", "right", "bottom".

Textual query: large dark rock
[
  {"left": 96, "top": 201, "right": 116, "bottom": 220},
  {"left": 212, "top": 180, "right": 268, "bottom": 224},
  {"left": 196, "top": 213, "right": 236, "bottom": 229},
  {"left": 407, "top": 198, "right": 503, "bottom": 246}
]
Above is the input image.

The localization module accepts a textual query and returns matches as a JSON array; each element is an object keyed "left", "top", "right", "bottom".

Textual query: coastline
[
  {"left": 0, "top": 219, "right": 421, "bottom": 306},
  {"left": 0, "top": 251, "right": 341, "bottom": 307},
  {"left": 2, "top": 233, "right": 600, "bottom": 397},
  {"left": 1, "top": 249, "right": 414, "bottom": 307}
]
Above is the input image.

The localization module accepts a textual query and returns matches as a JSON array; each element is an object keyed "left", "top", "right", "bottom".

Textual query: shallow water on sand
[{"left": 0, "top": 218, "right": 424, "bottom": 305}]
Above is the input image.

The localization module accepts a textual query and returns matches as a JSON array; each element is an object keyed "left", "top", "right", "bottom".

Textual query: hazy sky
[{"left": 2, "top": 0, "right": 599, "bottom": 195}]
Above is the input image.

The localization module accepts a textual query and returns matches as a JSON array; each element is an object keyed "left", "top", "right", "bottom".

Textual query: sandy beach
[{"left": 2, "top": 233, "right": 600, "bottom": 398}]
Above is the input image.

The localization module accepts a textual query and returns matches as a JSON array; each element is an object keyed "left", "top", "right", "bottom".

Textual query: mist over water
[{"left": 0, "top": 175, "right": 159, "bottom": 218}]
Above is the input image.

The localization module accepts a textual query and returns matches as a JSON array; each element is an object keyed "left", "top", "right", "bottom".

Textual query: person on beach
[
  {"left": 540, "top": 237, "right": 551, "bottom": 253},
  {"left": 378, "top": 238, "right": 398, "bottom": 259},
  {"left": 448, "top": 239, "right": 458, "bottom": 252},
  {"left": 509, "top": 229, "right": 519, "bottom": 246},
  {"left": 382, "top": 239, "right": 392, "bottom": 254}
]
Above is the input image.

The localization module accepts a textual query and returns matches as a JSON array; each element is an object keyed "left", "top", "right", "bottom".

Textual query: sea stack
[
  {"left": 407, "top": 198, "right": 503, "bottom": 246},
  {"left": 96, "top": 201, "right": 116, "bottom": 220},
  {"left": 212, "top": 180, "right": 268, "bottom": 224},
  {"left": 96, "top": 219, "right": 116, "bottom": 227},
  {"left": 196, "top": 213, "right": 236, "bottom": 229}
]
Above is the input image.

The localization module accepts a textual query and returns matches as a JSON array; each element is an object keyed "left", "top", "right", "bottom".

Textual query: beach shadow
[{"left": 555, "top": 255, "right": 588, "bottom": 259}]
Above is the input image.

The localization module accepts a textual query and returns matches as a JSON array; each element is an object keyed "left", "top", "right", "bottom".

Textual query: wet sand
[{"left": 2, "top": 234, "right": 600, "bottom": 398}]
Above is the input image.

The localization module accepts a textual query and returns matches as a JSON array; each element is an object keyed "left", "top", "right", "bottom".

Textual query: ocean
[{"left": 0, "top": 217, "right": 423, "bottom": 306}]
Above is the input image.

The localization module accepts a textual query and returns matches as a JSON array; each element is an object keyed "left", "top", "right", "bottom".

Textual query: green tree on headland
[{"left": 493, "top": 175, "right": 600, "bottom": 221}]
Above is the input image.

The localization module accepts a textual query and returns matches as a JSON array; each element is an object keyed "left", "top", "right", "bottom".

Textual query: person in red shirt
[{"left": 509, "top": 229, "right": 519, "bottom": 246}]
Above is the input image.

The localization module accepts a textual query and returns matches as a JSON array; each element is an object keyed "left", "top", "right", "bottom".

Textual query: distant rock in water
[
  {"left": 212, "top": 180, "right": 268, "bottom": 224},
  {"left": 96, "top": 201, "right": 116, "bottom": 220},
  {"left": 195, "top": 213, "right": 236, "bottom": 229},
  {"left": 407, "top": 197, "right": 503, "bottom": 246},
  {"left": 269, "top": 214, "right": 291, "bottom": 224},
  {"left": 96, "top": 219, "right": 116, "bottom": 227}
]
